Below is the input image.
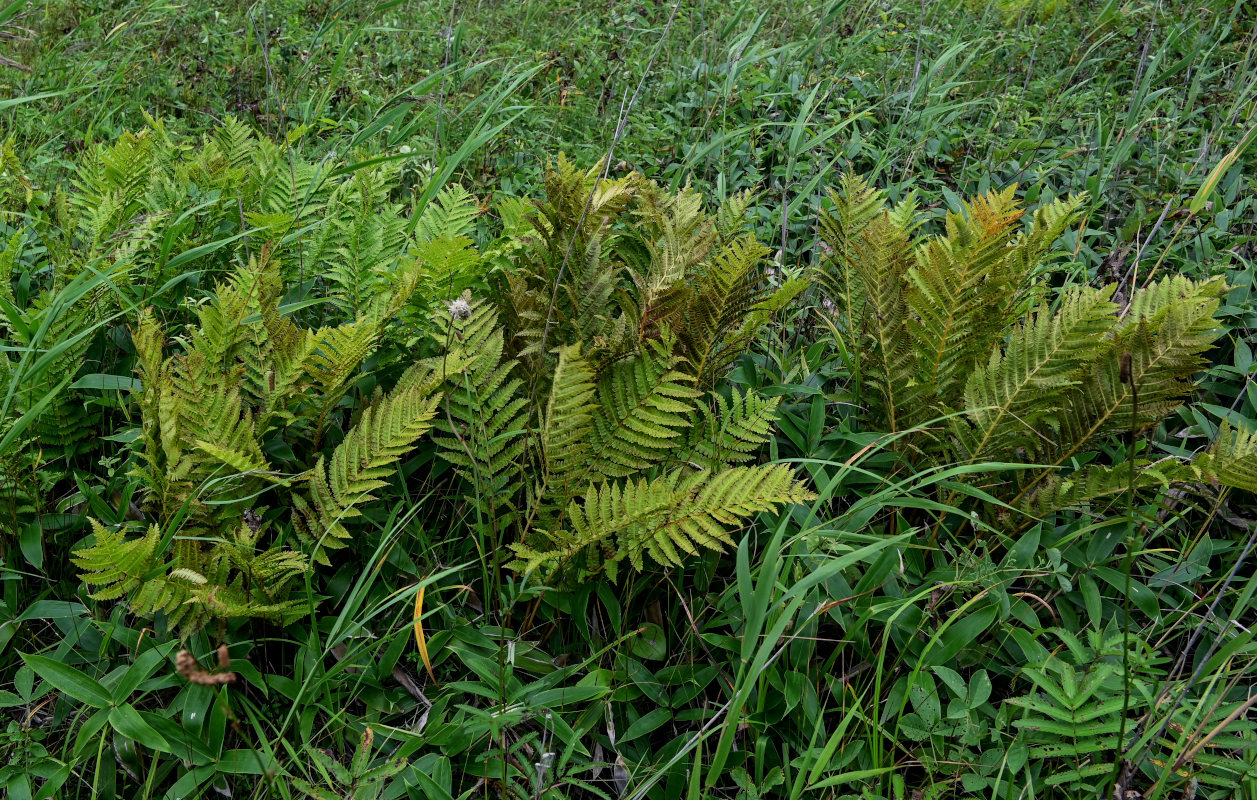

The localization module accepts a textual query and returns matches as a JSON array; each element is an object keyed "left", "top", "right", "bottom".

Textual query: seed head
[{"left": 448, "top": 298, "right": 473, "bottom": 320}]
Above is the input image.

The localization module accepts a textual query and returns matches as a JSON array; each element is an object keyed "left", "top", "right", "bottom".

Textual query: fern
[
  {"left": 819, "top": 176, "right": 1236, "bottom": 525},
  {"left": 680, "top": 388, "right": 782, "bottom": 471},
  {"left": 430, "top": 298, "right": 528, "bottom": 521},
  {"left": 293, "top": 384, "right": 441, "bottom": 563},
  {"left": 1007, "top": 628, "right": 1257, "bottom": 793},
  {"left": 1047, "top": 276, "right": 1224, "bottom": 458},
  {"left": 586, "top": 338, "right": 701, "bottom": 480},
  {"left": 75, "top": 255, "right": 442, "bottom": 631},
  {"left": 960, "top": 284, "right": 1118, "bottom": 463},
  {"left": 540, "top": 343, "right": 597, "bottom": 503},
  {"left": 73, "top": 519, "right": 308, "bottom": 632},
  {"left": 511, "top": 464, "right": 815, "bottom": 580},
  {"left": 411, "top": 164, "right": 816, "bottom": 581},
  {"left": 415, "top": 184, "right": 480, "bottom": 241}
]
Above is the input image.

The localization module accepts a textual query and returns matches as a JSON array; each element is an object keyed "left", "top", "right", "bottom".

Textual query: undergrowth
[{"left": 2, "top": 1, "right": 1257, "bottom": 799}]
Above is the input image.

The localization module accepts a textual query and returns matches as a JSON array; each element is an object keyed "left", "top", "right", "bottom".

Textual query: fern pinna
[
  {"left": 74, "top": 254, "right": 444, "bottom": 632},
  {"left": 815, "top": 175, "right": 1257, "bottom": 524}
]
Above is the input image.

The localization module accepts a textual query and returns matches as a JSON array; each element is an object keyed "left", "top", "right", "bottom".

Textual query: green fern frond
[
  {"left": 326, "top": 166, "right": 410, "bottom": 317},
  {"left": 679, "top": 233, "right": 772, "bottom": 388},
  {"left": 389, "top": 235, "right": 483, "bottom": 322},
  {"left": 294, "top": 385, "right": 441, "bottom": 562},
  {"left": 1043, "top": 276, "right": 1224, "bottom": 465},
  {"left": 541, "top": 344, "right": 597, "bottom": 501},
  {"left": 587, "top": 338, "right": 700, "bottom": 480},
  {"left": 1018, "top": 459, "right": 1179, "bottom": 516},
  {"left": 0, "top": 229, "right": 23, "bottom": 309},
  {"left": 960, "top": 285, "right": 1119, "bottom": 461},
  {"left": 431, "top": 300, "right": 528, "bottom": 518},
  {"left": 210, "top": 117, "right": 259, "bottom": 173},
  {"left": 814, "top": 174, "right": 886, "bottom": 324},
  {"left": 680, "top": 388, "right": 780, "bottom": 470},
  {"left": 511, "top": 464, "right": 815, "bottom": 580},
  {"left": 849, "top": 213, "right": 917, "bottom": 431},
  {"left": 416, "top": 184, "right": 480, "bottom": 241},
  {"left": 714, "top": 189, "right": 754, "bottom": 245},
  {"left": 1184, "top": 420, "right": 1257, "bottom": 493},
  {"left": 73, "top": 520, "right": 213, "bottom": 631},
  {"left": 307, "top": 318, "right": 383, "bottom": 439},
  {"left": 73, "top": 520, "right": 168, "bottom": 602}
]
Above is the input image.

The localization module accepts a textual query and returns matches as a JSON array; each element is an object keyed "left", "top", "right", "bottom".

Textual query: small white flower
[{"left": 448, "top": 298, "right": 472, "bottom": 320}]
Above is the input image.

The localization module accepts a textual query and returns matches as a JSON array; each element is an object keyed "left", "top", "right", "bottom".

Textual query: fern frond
[
  {"left": 431, "top": 300, "right": 528, "bottom": 518},
  {"left": 541, "top": 344, "right": 597, "bottom": 502},
  {"left": 511, "top": 464, "right": 815, "bottom": 580},
  {"left": 849, "top": 213, "right": 917, "bottom": 431},
  {"left": 416, "top": 184, "right": 480, "bottom": 241},
  {"left": 960, "top": 285, "right": 1118, "bottom": 461},
  {"left": 1185, "top": 420, "right": 1257, "bottom": 493},
  {"left": 1006, "top": 277, "right": 1223, "bottom": 514},
  {"left": 294, "top": 385, "right": 441, "bottom": 562},
  {"left": 586, "top": 339, "right": 700, "bottom": 480},
  {"left": 680, "top": 389, "right": 780, "bottom": 470},
  {"left": 814, "top": 173, "right": 886, "bottom": 324},
  {"left": 306, "top": 318, "right": 383, "bottom": 438},
  {"left": 73, "top": 520, "right": 168, "bottom": 602},
  {"left": 387, "top": 235, "right": 482, "bottom": 320},
  {"left": 679, "top": 233, "right": 772, "bottom": 388},
  {"left": 325, "top": 166, "right": 409, "bottom": 317},
  {"left": 905, "top": 188, "right": 1026, "bottom": 406},
  {"left": 1019, "top": 459, "right": 1179, "bottom": 516},
  {"left": 1043, "top": 276, "right": 1224, "bottom": 464},
  {"left": 714, "top": 189, "right": 754, "bottom": 245},
  {"left": 72, "top": 520, "right": 211, "bottom": 631}
]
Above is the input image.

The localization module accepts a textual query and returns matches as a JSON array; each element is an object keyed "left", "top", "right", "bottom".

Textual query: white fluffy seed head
[{"left": 448, "top": 298, "right": 472, "bottom": 320}]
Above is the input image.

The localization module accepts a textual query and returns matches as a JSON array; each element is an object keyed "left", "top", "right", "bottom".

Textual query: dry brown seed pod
[{"left": 176, "top": 649, "right": 237, "bottom": 686}]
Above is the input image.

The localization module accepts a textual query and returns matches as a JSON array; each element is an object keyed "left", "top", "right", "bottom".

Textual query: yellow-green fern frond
[
  {"left": 1186, "top": 421, "right": 1257, "bottom": 493},
  {"left": 541, "top": 344, "right": 597, "bottom": 500},
  {"left": 307, "top": 317, "right": 383, "bottom": 438},
  {"left": 814, "top": 173, "right": 886, "bottom": 324},
  {"left": 679, "top": 233, "right": 772, "bottom": 388},
  {"left": 416, "top": 184, "right": 481, "bottom": 241},
  {"left": 680, "top": 389, "right": 781, "bottom": 470},
  {"left": 511, "top": 464, "right": 815, "bottom": 580},
  {"left": 294, "top": 385, "right": 441, "bottom": 562},
  {"left": 587, "top": 338, "right": 700, "bottom": 480},
  {"left": 850, "top": 213, "right": 917, "bottom": 431},
  {"left": 905, "top": 187, "right": 1026, "bottom": 405},
  {"left": 960, "top": 285, "right": 1118, "bottom": 461},
  {"left": 73, "top": 520, "right": 208, "bottom": 632},
  {"left": 1049, "top": 276, "right": 1225, "bottom": 460},
  {"left": 431, "top": 299, "right": 528, "bottom": 518},
  {"left": 1019, "top": 460, "right": 1179, "bottom": 517}
]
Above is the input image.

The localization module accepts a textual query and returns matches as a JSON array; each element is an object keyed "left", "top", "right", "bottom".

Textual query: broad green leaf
[
  {"left": 20, "top": 653, "right": 111, "bottom": 708},
  {"left": 110, "top": 705, "right": 170, "bottom": 752},
  {"left": 620, "top": 707, "right": 672, "bottom": 743},
  {"left": 630, "top": 622, "right": 668, "bottom": 661}
]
